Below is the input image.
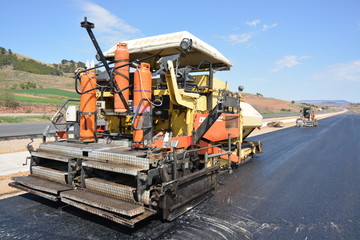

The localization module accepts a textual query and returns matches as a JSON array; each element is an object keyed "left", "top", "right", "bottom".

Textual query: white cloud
[
  {"left": 246, "top": 20, "right": 260, "bottom": 27},
  {"left": 272, "top": 55, "right": 311, "bottom": 72},
  {"left": 313, "top": 60, "right": 360, "bottom": 82},
  {"left": 225, "top": 33, "right": 252, "bottom": 44},
  {"left": 225, "top": 21, "right": 277, "bottom": 46},
  {"left": 79, "top": 2, "right": 141, "bottom": 46},
  {"left": 262, "top": 23, "right": 278, "bottom": 31}
]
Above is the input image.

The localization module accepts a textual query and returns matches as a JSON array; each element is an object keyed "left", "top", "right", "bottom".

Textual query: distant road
[
  {"left": 0, "top": 120, "right": 105, "bottom": 138},
  {"left": 0, "top": 113, "right": 54, "bottom": 138},
  {"left": 0, "top": 122, "right": 55, "bottom": 138}
]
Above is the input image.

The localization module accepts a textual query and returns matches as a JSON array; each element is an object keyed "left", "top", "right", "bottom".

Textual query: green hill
[
  {"left": 0, "top": 52, "right": 62, "bottom": 76},
  {"left": 0, "top": 47, "right": 83, "bottom": 91},
  {"left": 0, "top": 47, "right": 84, "bottom": 111}
]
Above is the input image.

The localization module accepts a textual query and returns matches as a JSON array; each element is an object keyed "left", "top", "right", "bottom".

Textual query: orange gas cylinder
[
  {"left": 133, "top": 62, "right": 151, "bottom": 113},
  {"left": 133, "top": 62, "right": 152, "bottom": 147},
  {"left": 79, "top": 69, "right": 97, "bottom": 142},
  {"left": 114, "top": 43, "right": 129, "bottom": 113}
]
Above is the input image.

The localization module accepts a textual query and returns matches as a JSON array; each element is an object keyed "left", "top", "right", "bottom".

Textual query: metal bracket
[{"left": 152, "top": 53, "right": 181, "bottom": 76}]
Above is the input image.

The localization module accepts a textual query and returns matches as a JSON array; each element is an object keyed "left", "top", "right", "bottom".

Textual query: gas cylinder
[
  {"left": 79, "top": 69, "right": 97, "bottom": 142},
  {"left": 114, "top": 43, "right": 129, "bottom": 113},
  {"left": 133, "top": 62, "right": 152, "bottom": 147}
]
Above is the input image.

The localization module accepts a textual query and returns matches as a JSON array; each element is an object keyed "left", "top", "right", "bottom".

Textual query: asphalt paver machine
[{"left": 10, "top": 18, "right": 263, "bottom": 228}]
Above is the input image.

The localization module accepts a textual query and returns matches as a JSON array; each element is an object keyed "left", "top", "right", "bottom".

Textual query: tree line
[
  {"left": 53, "top": 59, "right": 85, "bottom": 73},
  {"left": 0, "top": 47, "right": 86, "bottom": 76},
  {"left": 0, "top": 47, "right": 62, "bottom": 76}
]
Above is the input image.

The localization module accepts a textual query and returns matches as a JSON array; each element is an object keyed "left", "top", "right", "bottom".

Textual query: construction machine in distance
[
  {"left": 296, "top": 107, "right": 318, "bottom": 127},
  {"left": 9, "top": 18, "right": 263, "bottom": 228}
]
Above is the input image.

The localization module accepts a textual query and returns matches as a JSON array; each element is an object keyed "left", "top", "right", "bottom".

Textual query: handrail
[{"left": 51, "top": 99, "right": 80, "bottom": 126}]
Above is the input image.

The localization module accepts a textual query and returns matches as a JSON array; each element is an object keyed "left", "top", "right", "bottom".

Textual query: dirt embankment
[
  {"left": 0, "top": 105, "right": 58, "bottom": 113},
  {"left": 242, "top": 94, "right": 299, "bottom": 113},
  {"left": 0, "top": 138, "right": 43, "bottom": 154}
]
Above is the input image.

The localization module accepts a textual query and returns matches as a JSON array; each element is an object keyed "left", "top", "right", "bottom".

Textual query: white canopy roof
[{"left": 103, "top": 31, "right": 232, "bottom": 71}]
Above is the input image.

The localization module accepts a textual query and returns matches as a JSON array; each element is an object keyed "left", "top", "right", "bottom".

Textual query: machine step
[
  {"left": 304, "top": 121, "right": 314, "bottom": 127},
  {"left": 32, "top": 166, "right": 67, "bottom": 184},
  {"left": 85, "top": 178, "right": 136, "bottom": 202},
  {"left": 10, "top": 176, "right": 73, "bottom": 201},
  {"left": 82, "top": 160, "right": 143, "bottom": 176},
  {"left": 60, "top": 189, "right": 145, "bottom": 217},
  {"left": 32, "top": 151, "right": 70, "bottom": 163},
  {"left": 87, "top": 150, "right": 149, "bottom": 169},
  {"left": 38, "top": 142, "right": 150, "bottom": 169},
  {"left": 61, "top": 196, "right": 156, "bottom": 228}
]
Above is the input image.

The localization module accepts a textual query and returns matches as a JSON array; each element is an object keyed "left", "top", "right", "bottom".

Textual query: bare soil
[
  {"left": 0, "top": 138, "right": 43, "bottom": 154},
  {"left": 0, "top": 105, "right": 58, "bottom": 113},
  {"left": 0, "top": 139, "right": 42, "bottom": 199},
  {"left": 12, "top": 93, "right": 49, "bottom": 99},
  {"left": 242, "top": 94, "right": 299, "bottom": 112},
  {"left": 0, "top": 171, "right": 29, "bottom": 199}
]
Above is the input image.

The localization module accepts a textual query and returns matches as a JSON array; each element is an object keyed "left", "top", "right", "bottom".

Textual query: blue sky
[{"left": 1, "top": 0, "right": 360, "bottom": 102}]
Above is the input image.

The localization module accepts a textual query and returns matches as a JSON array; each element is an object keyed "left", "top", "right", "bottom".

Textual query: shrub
[
  {"left": 0, "top": 91, "right": 20, "bottom": 108},
  {"left": 19, "top": 82, "right": 36, "bottom": 89}
]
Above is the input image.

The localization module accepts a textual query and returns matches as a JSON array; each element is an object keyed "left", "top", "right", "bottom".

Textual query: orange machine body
[
  {"left": 193, "top": 113, "right": 240, "bottom": 142},
  {"left": 79, "top": 69, "right": 97, "bottom": 142},
  {"left": 133, "top": 63, "right": 152, "bottom": 147},
  {"left": 114, "top": 43, "right": 129, "bottom": 113}
]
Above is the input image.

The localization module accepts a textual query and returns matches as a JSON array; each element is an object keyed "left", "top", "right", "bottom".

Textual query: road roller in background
[
  {"left": 296, "top": 107, "right": 318, "bottom": 127},
  {"left": 9, "top": 18, "right": 263, "bottom": 228}
]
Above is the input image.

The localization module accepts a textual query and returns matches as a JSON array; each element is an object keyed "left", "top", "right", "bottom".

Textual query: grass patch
[
  {"left": 12, "top": 95, "right": 66, "bottom": 104},
  {"left": 6, "top": 88, "right": 79, "bottom": 98},
  {"left": 0, "top": 88, "right": 79, "bottom": 105},
  {"left": 0, "top": 115, "right": 51, "bottom": 123}
]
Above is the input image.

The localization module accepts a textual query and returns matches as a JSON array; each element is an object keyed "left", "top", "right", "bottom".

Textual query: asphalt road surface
[
  {"left": 0, "top": 122, "right": 54, "bottom": 138},
  {"left": 0, "top": 120, "right": 105, "bottom": 138},
  {"left": 1, "top": 112, "right": 360, "bottom": 239}
]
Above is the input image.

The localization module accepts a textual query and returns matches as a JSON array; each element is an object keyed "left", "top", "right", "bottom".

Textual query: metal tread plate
[
  {"left": 39, "top": 142, "right": 149, "bottom": 169},
  {"left": 10, "top": 175, "right": 73, "bottom": 196},
  {"left": 32, "top": 166, "right": 67, "bottom": 184},
  {"left": 9, "top": 182, "right": 59, "bottom": 201},
  {"left": 82, "top": 160, "right": 143, "bottom": 176},
  {"left": 60, "top": 189, "right": 145, "bottom": 217},
  {"left": 88, "top": 150, "right": 149, "bottom": 169},
  {"left": 61, "top": 197, "right": 155, "bottom": 228},
  {"left": 39, "top": 142, "right": 83, "bottom": 157},
  {"left": 85, "top": 178, "right": 136, "bottom": 202},
  {"left": 32, "top": 151, "right": 70, "bottom": 163}
]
